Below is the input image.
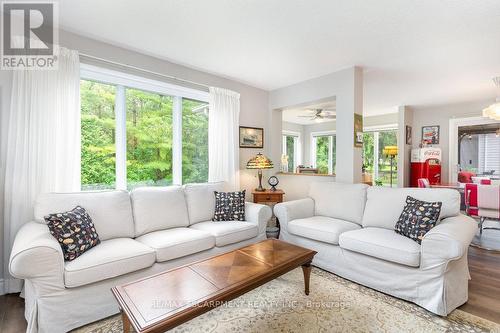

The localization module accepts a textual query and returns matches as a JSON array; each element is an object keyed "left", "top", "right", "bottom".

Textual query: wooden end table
[
  {"left": 252, "top": 189, "right": 284, "bottom": 235},
  {"left": 252, "top": 189, "right": 285, "bottom": 204},
  {"left": 112, "top": 239, "right": 316, "bottom": 333}
]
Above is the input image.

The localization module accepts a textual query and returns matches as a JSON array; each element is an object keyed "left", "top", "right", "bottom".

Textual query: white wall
[
  {"left": 270, "top": 67, "right": 363, "bottom": 183},
  {"left": 0, "top": 30, "right": 270, "bottom": 292},
  {"left": 410, "top": 99, "right": 493, "bottom": 182},
  {"left": 397, "top": 106, "right": 413, "bottom": 187}
]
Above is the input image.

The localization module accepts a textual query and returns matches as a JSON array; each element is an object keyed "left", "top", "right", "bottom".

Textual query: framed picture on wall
[
  {"left": 421, "top": 125, "right": 440, "bottom": 145},
  {"left": 239, "top": 126, "right": 264, "bottom": 148},
  {"left": 405, "top": 125, "right": 412, "bottom": 145}
]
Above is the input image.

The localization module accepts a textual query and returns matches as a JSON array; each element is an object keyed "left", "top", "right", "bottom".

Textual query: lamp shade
[
  {"left": 383, "top": 146, "right": 398, "bottom": 156},
  {"left": 246, "top": 153, "right": 274, "bottom": 169}
]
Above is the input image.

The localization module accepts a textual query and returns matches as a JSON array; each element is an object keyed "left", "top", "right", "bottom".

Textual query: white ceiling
[
  {"left": 282, "top": 101, "right": 336, "bottom": 125},
  {"left": 57, "top": 0, "right": 500, "bottom": 115}
]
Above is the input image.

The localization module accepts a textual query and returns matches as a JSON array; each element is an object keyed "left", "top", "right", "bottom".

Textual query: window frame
[
  {"left": 80, "top": 64, "right": 209, "bottom": 189},
  {"left": 310, "top": 130, "right": 336, "bottom": 175}
]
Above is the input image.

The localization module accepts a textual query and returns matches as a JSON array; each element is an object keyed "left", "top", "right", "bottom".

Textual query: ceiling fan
[{"left": 299, "top": 109, "right": 336, "bottom": 120}]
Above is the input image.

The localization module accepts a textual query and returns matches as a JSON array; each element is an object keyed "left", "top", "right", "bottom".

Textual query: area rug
[{"left": 73, "top": 267, "right": 500, "bottom": 333}]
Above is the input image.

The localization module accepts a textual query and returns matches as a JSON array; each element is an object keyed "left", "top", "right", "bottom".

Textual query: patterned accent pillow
[
  {"left": 213, "top": 190, "right": 246, "bottom": 221},
  {"left": 45, "top": 206, "right": 100, "bottom": 261},
  {"left": 395, "top": 196, "right": 442, "bottom": 244}
]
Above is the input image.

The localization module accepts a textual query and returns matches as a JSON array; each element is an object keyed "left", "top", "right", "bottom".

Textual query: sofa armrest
[
  {"left": 420, "top": 214, "right": 478, "bottom": 269},
  {"left": 245, "top": 202, "right": 272, "bottom": 235},
  {"left": 9, "top": 221, "right": 65, "bottom": 287},
  {"left": 274, "top": 198, "right": 315, "bottom": 232}
]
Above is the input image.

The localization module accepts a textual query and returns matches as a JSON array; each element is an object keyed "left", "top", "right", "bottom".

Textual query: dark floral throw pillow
[
  {"left": 45, "top": 206, "right": 100, "bottom": 261},
  {"left": 395, "top": 196, "right": 442, "bottom": 244},
  {"left": 213, "top": 190, "right": 246, "bottom": 221}
]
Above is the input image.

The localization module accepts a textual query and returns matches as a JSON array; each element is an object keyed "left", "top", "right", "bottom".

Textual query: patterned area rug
[{"left": 73, "top": 268, "right": 500, "bottom": 333}]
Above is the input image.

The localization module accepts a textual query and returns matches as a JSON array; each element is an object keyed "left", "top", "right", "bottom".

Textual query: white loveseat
[
  {"left": 9, "top": 182, "right": 272, "bottom": 333},
  {"left": 274, "top": 182, "right": 477, "bottom": 316}
]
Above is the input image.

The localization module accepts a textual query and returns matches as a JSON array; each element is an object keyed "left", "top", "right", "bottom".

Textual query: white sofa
[
  {"left": 9, "top": 182, "right": 272, "bottom": 333},
  {"left": 274, "top": 182, "right": 477, "bottom": 316}
]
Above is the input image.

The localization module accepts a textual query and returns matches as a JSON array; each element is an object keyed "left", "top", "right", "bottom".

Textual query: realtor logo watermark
[{"left": 1, "top": 1, "right": 58, "bottom": 69}]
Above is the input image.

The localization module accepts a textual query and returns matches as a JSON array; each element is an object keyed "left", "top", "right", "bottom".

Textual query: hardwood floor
[
  {"left": 1, "top": 246, "right": 500, "bottom": 332},
  {"left": 458, "top": 246, "right": 500, "bottom": 323}
]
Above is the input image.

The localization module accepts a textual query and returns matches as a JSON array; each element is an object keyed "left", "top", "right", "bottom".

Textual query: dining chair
[{"left": 465, "top": 183, "right": 500, "bottom": 235}]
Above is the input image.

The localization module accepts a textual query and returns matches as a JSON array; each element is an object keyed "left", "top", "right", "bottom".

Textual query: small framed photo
[
  {"left": 421, "top": 125, "right": 440, "bottom": 145},
  {"left": 239, "top": 126, "right": 264, "bottom": 148},
  {"left": 405, "top": 125, "right": 412, "bottom": 145},
  {"left": 354, "top": 113, "right": 363, "bottom": 148}
]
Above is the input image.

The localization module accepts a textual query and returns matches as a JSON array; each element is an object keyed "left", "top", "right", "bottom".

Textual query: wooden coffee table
[{"left": 112, "top": 239, "right": 316, "bottom": 333}]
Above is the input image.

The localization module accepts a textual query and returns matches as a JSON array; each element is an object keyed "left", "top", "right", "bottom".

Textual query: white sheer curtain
[
  {"left": 2, "top": 47, "right": 81, "bottom": 293},
  {"left": 208, "top": 87, "right": 240, "bottom": 190}
]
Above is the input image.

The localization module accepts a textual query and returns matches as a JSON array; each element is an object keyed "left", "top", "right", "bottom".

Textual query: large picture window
[{"left": 80, "top": 65, "right": 209, "bottom": 190}]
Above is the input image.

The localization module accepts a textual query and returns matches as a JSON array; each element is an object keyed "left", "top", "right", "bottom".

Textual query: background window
[
  {"left": 282, "top": 134, "right": 300, "bottom": 172},
  {"left": 182, "top": 98, "right": 209, "bottom": 183},
  {"left": 80, "top": 66, "right": 209, "bottom": 190},
  {"left": 126, "top": 88, "right": 173, "bottom": 189},
  {"left": 312, "top": 134, "right": 335, "bottom": 174},
  {"left": 80, "top": 80, "right": 117, "bottom": 190},
  {"left": 362, "top": 129, "right": 397, "bottom": 186},
  {"left": 378, "top": 130, "right": 398, "bottom": 186}
]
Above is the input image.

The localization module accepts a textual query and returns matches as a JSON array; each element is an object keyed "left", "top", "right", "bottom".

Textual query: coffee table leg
[
  {"left": 121, "top": 310, "right": 131, "bottom": 333},
  {"left": 302, "top": 261, "right": 312, "bottom": 295}
]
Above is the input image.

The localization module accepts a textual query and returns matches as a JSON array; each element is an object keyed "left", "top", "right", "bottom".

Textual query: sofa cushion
[
  {"left": 184, "top": 182, "right": 225, "bottom": 225},
  {"left": 339, "top": 228, "right": 421, "bottom": 267},
  {"left": 362, "top": 187, "right": 460, "bottom": 230},
  {"left": 190, "top": 221, "right": 258, "bottom": 246},
  {"left": 288, "top": 216, "right": 361, "bottom": 245},
  {"left": 131, "top": 186, "right": 190, "bottom": 237},
  {"left": 64, "top": 238, "right": 155, "bottom": 288},
  {"left": 213, "top": 190, "right": 246, "bottom": 221},
  {"left": 309, "top": 182, "right": 368, "bottom": 225},
  {"left": 45, "top": 206, "right": 100, "bottom": 261},
  {"left": 395, "top": 196, "right": 442, "bottom": 244},
  {"left": 136, "top": 228, "right": 215, "bottom": 262},
  {"left": 35, "top": 191, "right": 134, "bottom": 241}
]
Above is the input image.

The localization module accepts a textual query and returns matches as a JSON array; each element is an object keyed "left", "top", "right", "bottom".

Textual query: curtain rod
[{"left": 79, "top": 53, "right": 211, "bottom": 91}]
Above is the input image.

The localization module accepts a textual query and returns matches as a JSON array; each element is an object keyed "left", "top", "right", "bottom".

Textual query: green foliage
[
  {"left": 182, "top": 98, "right": 208, "bottom": 184},
  {"left": 285, "top": 136, "right": 295, "bottom": 172},
  {"left": 81, "top": 81, "right": 116, "bottom": 189},
  {"left": 362, "top": 130, "right": 398, "bottom": 186},
  {"left": 80, "top": 80, "right": 209, "bottom": 190},
  {"left": 363, "top": 132, "right": 374, "bottom": 170},
  {"left": 316, "top": 136, "right": 332, "bottom": 174}
]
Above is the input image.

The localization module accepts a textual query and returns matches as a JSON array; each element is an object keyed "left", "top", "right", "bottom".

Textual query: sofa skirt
[{"left": 279, "top": 230, "right": 469, "bottom": 316}]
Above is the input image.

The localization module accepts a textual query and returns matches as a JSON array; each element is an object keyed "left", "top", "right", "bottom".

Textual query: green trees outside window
[
  {"left": 314, "top": 135, "right": 335, "bottom": 175},
  {"left": 182, "top": 98, "right": 208, "bottom": 184},
  {"left": 126, "top": 88, "right": 173, "bottom": 189},
  {"left": 81, "top": 80, "right": 116, "bottom": 190},
  {"left": 80, "top": 79, "right": 209, "bottom": 190},
  {"left": 362, "top": 129, "right": 397, "bottom": 186}
]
